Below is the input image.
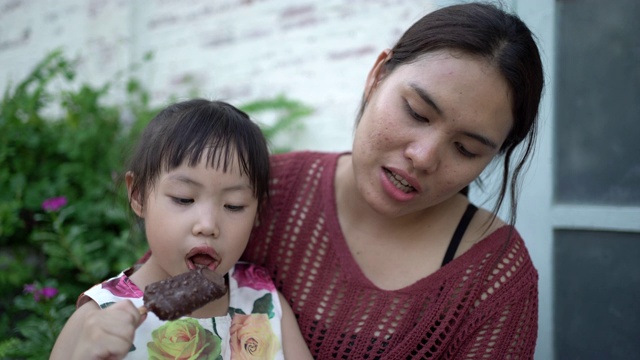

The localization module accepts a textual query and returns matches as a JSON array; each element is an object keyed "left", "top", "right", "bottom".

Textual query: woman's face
[{"left": 352, "top": 49, "right": 513, "bottom": 217}]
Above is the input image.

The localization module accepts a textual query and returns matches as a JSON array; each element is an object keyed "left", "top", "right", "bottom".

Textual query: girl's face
[
  {"left": 128, "top": 155, "right": 258, "bottom": 281},
  {"left": 352, "top": 49, "right": 513, "bottom": 217}
]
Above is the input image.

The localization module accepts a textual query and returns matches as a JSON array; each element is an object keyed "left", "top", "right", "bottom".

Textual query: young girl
[{"left": 50, "top": 99, "right": 312, "bottom": 359}]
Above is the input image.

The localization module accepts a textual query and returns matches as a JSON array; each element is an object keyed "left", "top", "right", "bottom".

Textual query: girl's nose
[{"left": 192, "top": 208, "right": 219, "bottom": 238}]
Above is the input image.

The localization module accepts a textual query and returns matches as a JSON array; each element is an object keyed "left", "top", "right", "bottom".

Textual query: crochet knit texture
[{"left": 242, "top": 151, "right": 539, "bottom": 359}]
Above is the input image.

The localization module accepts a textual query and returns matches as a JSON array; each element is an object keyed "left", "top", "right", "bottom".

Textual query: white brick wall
[{"left": 0, "top": 0, "right": 436, "bottom": 151}]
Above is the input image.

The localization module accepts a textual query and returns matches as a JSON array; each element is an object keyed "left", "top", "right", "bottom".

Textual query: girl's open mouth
[{"left": 186, "top": 247, "right": 220, "bottom": 271}]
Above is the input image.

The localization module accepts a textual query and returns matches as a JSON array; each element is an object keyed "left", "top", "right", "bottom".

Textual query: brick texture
[{"left": 0, "top": 0, "right": 436, "bottom": 151}]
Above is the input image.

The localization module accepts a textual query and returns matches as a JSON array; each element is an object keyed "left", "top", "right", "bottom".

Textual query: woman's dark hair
[
  {"left": 358, "top": 2, "right": 544, "bottom": 225},
  {"left": 126, "top": 99, "right": 270, "bottom": 214}
]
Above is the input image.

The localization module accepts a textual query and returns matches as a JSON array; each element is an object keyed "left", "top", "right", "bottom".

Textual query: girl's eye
[
  {"left": 455, "top": 143, "right": 478, "bottom": 158},
  {"left": 225, "top": 204, "right": 245, "bottom": 212},
  {"left": 171, "top": 197, "right": 193, "bottom": 205},
  {"left": 404, "top": 100, "right": 429, "bottom": 123}
]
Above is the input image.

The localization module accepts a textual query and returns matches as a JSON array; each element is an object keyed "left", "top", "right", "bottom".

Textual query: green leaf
[
  {"left": 0, "top": 337, "right": 22, "bottom": 358},
  {"left": 251, "top": 293, "right": 275, "bottom": 318},
  {"left": 228, "top": 307, "right": 246, "bottom": 318}
]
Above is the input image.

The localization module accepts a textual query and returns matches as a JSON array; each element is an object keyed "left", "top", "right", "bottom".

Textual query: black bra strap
[{"left": 441, "top": 203, "right": 478, "bottom": 267}]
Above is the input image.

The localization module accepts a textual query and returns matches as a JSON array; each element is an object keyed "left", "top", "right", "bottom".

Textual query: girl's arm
[
  {"left": 50, "top": 300, "right": 144, "bottom": 360},
  {"left": 278, "top": 292, "right": 314, "bottom": 359}
]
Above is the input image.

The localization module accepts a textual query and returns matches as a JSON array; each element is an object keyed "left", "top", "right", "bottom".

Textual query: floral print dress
[{"left": 80, "top": 262, "right": 284, "bottom": 360}]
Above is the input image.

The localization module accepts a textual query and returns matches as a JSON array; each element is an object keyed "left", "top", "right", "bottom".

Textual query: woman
[{"left": 242, "top": 2, "right": 544, "bottom": 359}]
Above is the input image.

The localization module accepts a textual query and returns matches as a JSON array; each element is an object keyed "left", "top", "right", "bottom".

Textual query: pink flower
[
  {"left": 102, "top": 275, "right": 143, "bottom": 298},
  {"left": 41, "top": 287, "right": 58, "bottom": 299},
  {"left": 23, "top": 284, "right": 37, "bottom": 294},
  {"left": 42, "top": 196, "right": 68, "bottom": 212},
  {"left": 232, "top": 263, "right": 276, "bottom": 292},
  {"left": 23, "top": 284, "right": 58, "bottom": 301}
]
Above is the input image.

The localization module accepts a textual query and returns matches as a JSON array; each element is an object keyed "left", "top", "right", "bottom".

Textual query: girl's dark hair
[
  {"left": 127, "top": 99, "right": 270, "bottom": 213},
  {"left": 358, "top": 2, "right": 544, "bottom": 225}
]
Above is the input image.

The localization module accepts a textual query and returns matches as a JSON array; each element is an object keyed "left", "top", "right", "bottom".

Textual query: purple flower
[
  {"left": 42, "top": 196, "right": 67, "bottom": 212},
  {"left": 23, "top": 284, "right": 37, "bottom": 294},
  {"left": 23, "top": 283, "right": 58, "bottom": 301},
  {"left": 24, "top": 284, "right": 43, "bottom": 301},
  {"left": 41, "top": 287, "right": 59, "bottom": 299}
]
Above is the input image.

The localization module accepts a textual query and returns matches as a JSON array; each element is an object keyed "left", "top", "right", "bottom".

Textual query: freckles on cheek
[
  {"left": 443, "top": 169, "right": 469, "bottom": 191},
  {"left": 376, "top": 136, "right": 391, "bottom": 147},
  {"left": 371, "top": 127, "right": 391, "bottom": 147},
  {"left": 444, "top": 180, "right": 460, "bottom": 193}
]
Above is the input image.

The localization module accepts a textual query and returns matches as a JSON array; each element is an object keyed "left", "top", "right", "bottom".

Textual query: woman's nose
[{"left": 404, "top": 136, "right": 442, "bottom": 173}]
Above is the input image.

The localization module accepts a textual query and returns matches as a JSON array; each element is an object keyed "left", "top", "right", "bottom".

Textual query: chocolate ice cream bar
[{"left": 140, "top": 268, "right": 227, "bottom": 320}]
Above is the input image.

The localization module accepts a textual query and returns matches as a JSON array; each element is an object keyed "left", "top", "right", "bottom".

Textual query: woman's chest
[{"left": 342, "top": 225, "right": 454, "bottom": 291}]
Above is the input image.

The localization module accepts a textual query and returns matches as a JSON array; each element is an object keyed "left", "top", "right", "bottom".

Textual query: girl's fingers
[{"left": 72, "top": 301, "right": 141, "bottom": 360}]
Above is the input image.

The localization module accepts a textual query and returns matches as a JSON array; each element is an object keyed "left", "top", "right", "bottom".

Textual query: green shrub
[{"left": 0, "top": 49, "right": 311, "bottom": 359}]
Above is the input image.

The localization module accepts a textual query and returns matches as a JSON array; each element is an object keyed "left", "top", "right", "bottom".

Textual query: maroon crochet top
[{"left": 242, "top": 151, "right": 538, "bottom": 359}]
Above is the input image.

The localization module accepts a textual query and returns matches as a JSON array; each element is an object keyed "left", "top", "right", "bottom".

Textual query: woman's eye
[
  {"left": 455, "top": 143, "right": 478, "bottom": 158},
  {"left": 404, "top": 101, "right": 429, "bottom": 123},
  {"left": 225, "top": 204, "right": 245, "bottom": 212},
  {"left": 171, "top": 197, "right": 193, "bottom": 205}
]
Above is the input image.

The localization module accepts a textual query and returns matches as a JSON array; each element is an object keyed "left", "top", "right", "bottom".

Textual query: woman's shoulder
[
  {"left": 467, "top": 211, "right": 531, "bottom": 257},
  {"left": 447, "top": 197, "right": 507, "bottom": 259},
  {"left": 463, "top": 216, "right": 538, "bottom": 285},
  {"left": 441, "top": 221, "right": 538, "bottom": 325},
  {"left": 269, "top": 151, "right": 344, "bottom": 185},
  {"left": 270, "top": 151, "right": 342, "bottom": 168},
  {"left": 465, "top": 206, "right": 507, "bottom": 244},
  {"left": 453, "top": 201, "right": 537, "bottom": 278}
]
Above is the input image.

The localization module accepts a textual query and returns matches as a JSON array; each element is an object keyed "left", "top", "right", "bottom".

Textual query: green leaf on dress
[
  {"left": 99, "top": 301, "right": 115, "bottom": 309},
  {"left": 251, "top": 293, "right": 274, "bottom": 318},
  {"left": 228, "top": 307, "right": 246, "bottom": 318}
]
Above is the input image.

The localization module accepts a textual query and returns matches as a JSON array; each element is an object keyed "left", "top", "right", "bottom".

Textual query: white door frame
[
  {"left": 512, "top": 1, "right": 640, "bottom": 359},
  {"left": 513, "top": 1, "right": 556, "bottom": 358}
]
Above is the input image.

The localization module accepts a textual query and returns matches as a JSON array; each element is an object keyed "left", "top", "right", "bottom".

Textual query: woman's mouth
[{"left": 384, "top": 169, "right": 416, "bottom": 193}]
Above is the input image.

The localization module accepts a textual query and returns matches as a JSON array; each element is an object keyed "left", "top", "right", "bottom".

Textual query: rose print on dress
[
  {"left": 232, "top": 263, "right": 276, "bottom": 292},
  {"left": 147, "top": 318, "right": 222, "bottom": 359},
  {"left": 229, "top": 313, "right": 280, "bottom": 360},
  {"left": 101, "top": 275, "right": 143, "bottom": 298}
]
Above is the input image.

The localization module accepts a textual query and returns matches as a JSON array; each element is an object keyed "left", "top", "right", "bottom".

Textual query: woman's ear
[
  {"left": 364, "top": 49, "right": 392, "bottom": 102},
  {"left": 125, "top": 171, "right": 144, "bottom": 217}
]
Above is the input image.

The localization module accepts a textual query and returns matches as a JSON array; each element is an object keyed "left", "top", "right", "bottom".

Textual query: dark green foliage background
[{"left": 0, "top": 50, "right": 311, "bottom": 359}]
